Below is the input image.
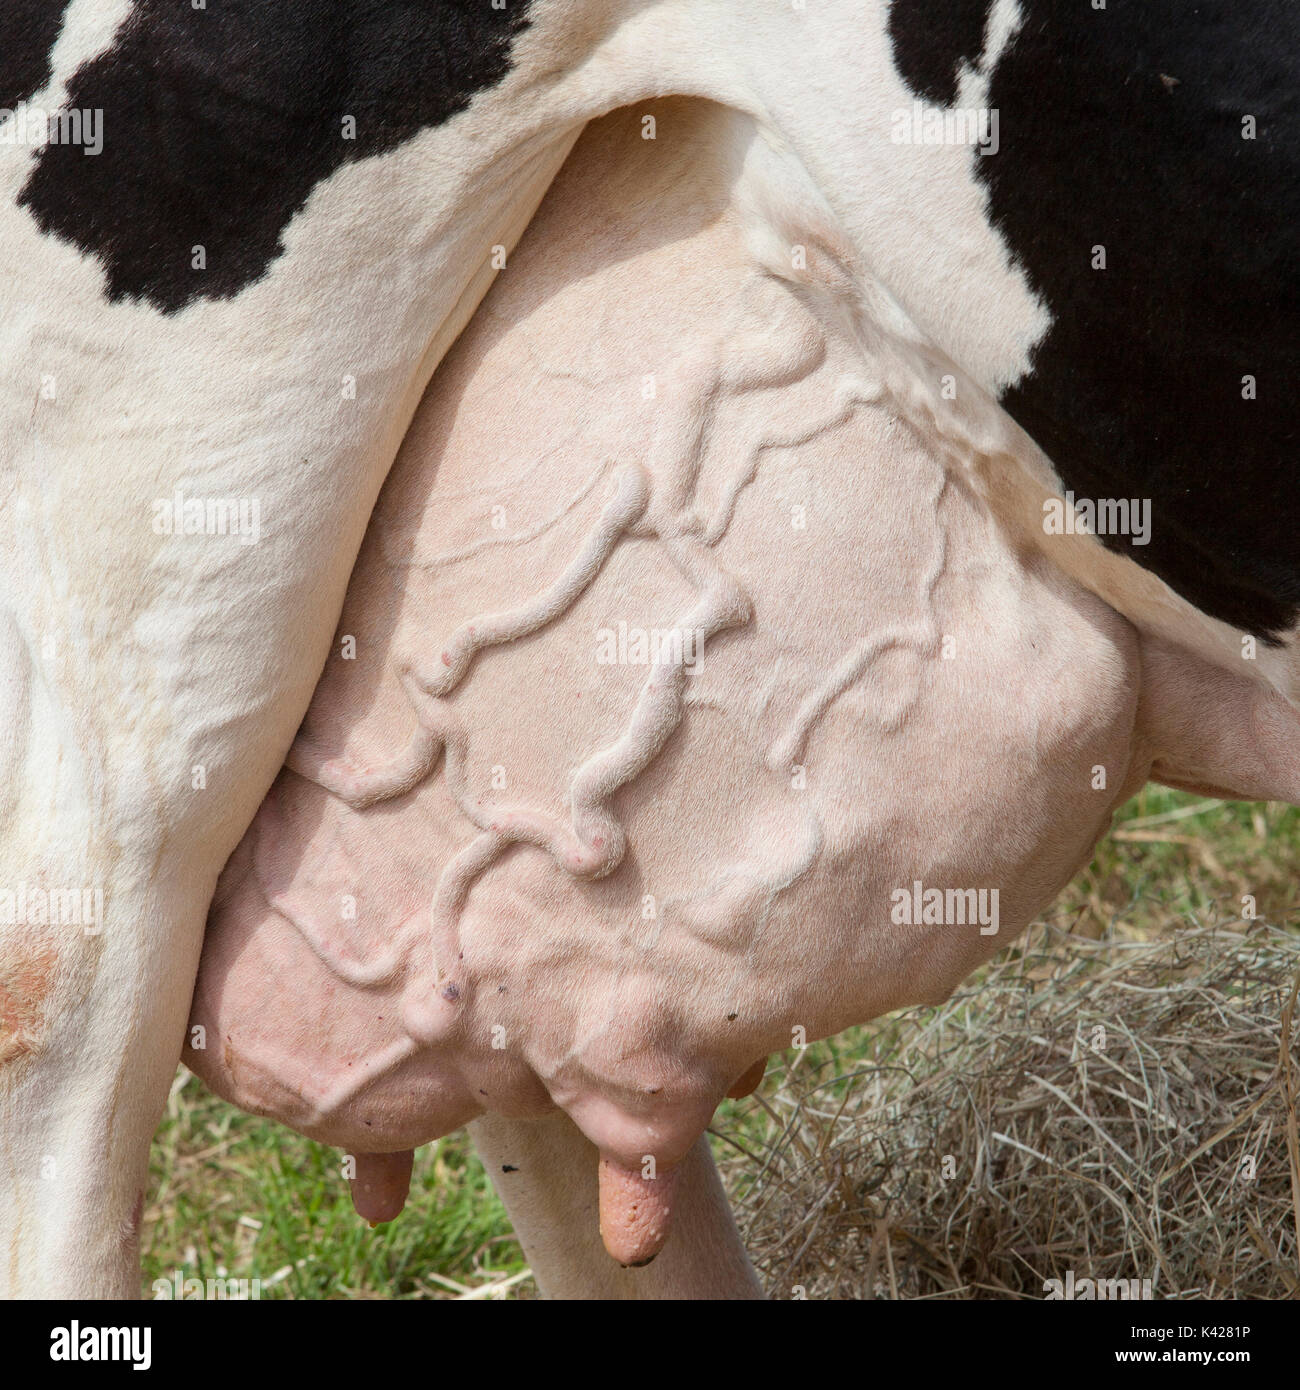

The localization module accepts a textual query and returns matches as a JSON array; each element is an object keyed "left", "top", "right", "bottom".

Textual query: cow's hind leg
[
  {"left": 0, "top": 425, "right": 391, "bottom": 1294},
  {"left": 0, "top": 879, "right": 207, "bottom": 1296},
  {"left": 469, "top": 1112, "right": 763, "bottom": 1299}
]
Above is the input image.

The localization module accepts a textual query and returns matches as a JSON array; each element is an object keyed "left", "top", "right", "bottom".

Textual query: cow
[{"left": 1, "top": 0, "right": 1297, "bottom": 1298}]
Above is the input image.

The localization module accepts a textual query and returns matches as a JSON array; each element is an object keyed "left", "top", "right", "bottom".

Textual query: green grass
[
  {"left": 145, "top": 1083, "right": 525, "bottom": 1298},
  {"left": 143, "top": 786, "right": 1300, "bottom": 1299},
  {"left": 145, "top": 1084, "right": 525, "bottom": 1299}
]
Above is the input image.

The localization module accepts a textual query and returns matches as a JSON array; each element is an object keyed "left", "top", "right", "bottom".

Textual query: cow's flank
[
  {"left": 19, "top": 0, "right": 532, "bottom": 312},
  {"left": 900, "top": 0, "right": 1300, "bottom": 641},
  {"left": 895, "top": 0, "right": 1300, "bottom": 639}
]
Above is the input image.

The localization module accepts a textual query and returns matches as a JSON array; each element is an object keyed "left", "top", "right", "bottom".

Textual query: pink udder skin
[
  {"left": 184, "top": 769, "right": 748, "bottom": 1171},
  {"left": 183, "top": 103, "right": 1149, "bottom": 1251}
]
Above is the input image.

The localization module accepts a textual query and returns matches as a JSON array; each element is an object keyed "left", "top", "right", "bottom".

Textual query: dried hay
[{"left": 722, "top": 920, "right": 1300, "bottom": 1299}]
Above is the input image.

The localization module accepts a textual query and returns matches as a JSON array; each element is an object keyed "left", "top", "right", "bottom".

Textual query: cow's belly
[{"left": 187, "top": 104, "right": 1144, "bottom": 1172}]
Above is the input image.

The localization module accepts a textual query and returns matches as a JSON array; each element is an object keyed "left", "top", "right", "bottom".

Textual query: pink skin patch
[
  {"left": 597, "top": 1154, "right": 681, "bottom": 1267},
  {"left": 349, "top": 1150, "right": 414, "bottom": 1225},
  {"left": 0, "top": 946, "right": 59, "bottom": 1066}
]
